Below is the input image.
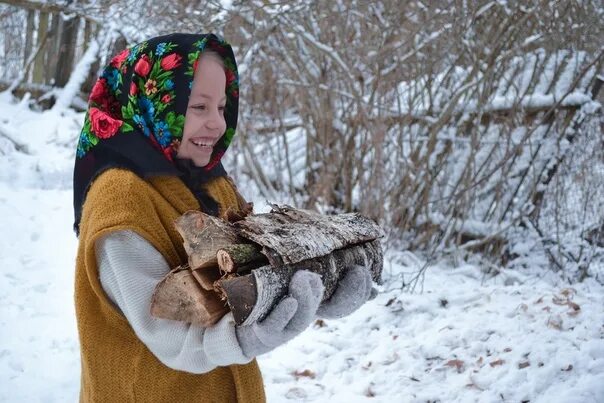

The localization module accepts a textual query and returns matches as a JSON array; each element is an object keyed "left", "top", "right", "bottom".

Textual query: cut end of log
[
  {"left": 217, "top": 250, "right": 236, "bottom": 273},
  {"left": 150, "top": 266, "right": 229, "bottom": 327},
  {"left": 215, "top": 274, "right": 258, "bottom": 325}
]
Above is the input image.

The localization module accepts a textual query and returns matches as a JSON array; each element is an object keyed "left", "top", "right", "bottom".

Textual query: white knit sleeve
[{"left": 94, "top": 229, "right": 253, "bottom": 374}]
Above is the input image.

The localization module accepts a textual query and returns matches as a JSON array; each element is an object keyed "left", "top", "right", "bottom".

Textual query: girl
[{"left": 73, "top": 33, "right": 375, "bottom": 402}]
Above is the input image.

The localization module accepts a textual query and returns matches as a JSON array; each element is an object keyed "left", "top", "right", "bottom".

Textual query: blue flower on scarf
[
  {"left": 194, "top": 39, "right": 207, "bottom": 51},
  {"left": 127, "top": 45, "right": 140, "bottom": 63},
  {"left": 103, "top": 68, "right": 120, "bottom": 91},
  {"left": 138, "top": 97, "right": 155, "bottom": 121},
  {"left": 76, "top": 137, "right": 89, "bottom": 158},
  {"left": 156, "top": 42, "right": 167, "bottom": 57},
  {"left": 164, "top": 79, "right": 174, "bottom": 90},
  {"left": 133, "top": 114, "right": 151, "bottom": 137},
  {"left": 153, "top": 120, "right": 172, "bottom": 148}
]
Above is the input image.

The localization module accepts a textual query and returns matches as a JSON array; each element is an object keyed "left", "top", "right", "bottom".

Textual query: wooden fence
[{"left": 0, "top": 0, "right": 101, "bottom": 105}]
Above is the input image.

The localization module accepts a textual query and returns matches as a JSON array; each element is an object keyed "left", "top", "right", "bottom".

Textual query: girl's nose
[{"left": 205, "top": 110, "right": 222, "bottom": 130}]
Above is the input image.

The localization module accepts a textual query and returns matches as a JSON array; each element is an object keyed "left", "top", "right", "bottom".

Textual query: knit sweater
[{"left": 74, "top": 168, "right": 265, "bottom": 402}]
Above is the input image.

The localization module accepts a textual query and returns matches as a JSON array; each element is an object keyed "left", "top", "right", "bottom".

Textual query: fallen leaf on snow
[
  {"left": 476, "top": 356, "right": 484, "bottom": 365},
  {"left": 518, "top": 361, "right": 530, "bottom": 369},
  {"left": 567, "top": 301, "right": 581, "bottom": 314},
  {"left": 445, "top": 359, "right": 465, "bottom": 372},
  {"left": 490, "top": 359, "right": 505, "bottom": 367},
  {"left": 292, "top": 369, "right": 316, "bottom": 380},
  {"left": 504, "top": 347, "right": 512, "bottom": 353},
  {"left": 560, "top": 288, "right": 576, "bottom": 298},
  {"left": 562, "top": 364, "right": 573, "bottom": 371},
  {"left": 314, "top": 319, "right": 326, "bottom": 328}
]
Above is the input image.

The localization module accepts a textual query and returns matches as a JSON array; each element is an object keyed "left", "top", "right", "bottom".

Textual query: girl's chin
[
  {"left": 191, "top": 159, "right": 210, "bottom": 167},
  {"left": 176, "top": 148, "right": 212, "bottom": 167},
  {"left": 190, "top": 152, "right": 212, "bottom": 167}
]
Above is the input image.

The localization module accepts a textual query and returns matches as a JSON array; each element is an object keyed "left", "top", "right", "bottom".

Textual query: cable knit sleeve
[{"left": 94, "top": 229, "right": 253, "bottom": 374}]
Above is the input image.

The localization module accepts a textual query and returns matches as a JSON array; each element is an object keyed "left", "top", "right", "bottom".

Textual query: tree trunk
[
  {"left": 24, "top": 10, "right": 35, "bottom": 70},
  {"left": 44, "top": 12, "right": 61, "bottom": 85},
  {"left": 55, "top": 14, "right": 80, "bottom": 87},
  {"left": 32, "top": 11, "right": 48, "bottom": 84}
]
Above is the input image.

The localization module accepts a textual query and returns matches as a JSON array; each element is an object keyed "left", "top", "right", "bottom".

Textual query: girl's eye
[
  {"left": 192, "top": 105, "right": 206, "bottom": 110},
  {"left": 218, "top": 105, "right": 226, "bottom": 112}
]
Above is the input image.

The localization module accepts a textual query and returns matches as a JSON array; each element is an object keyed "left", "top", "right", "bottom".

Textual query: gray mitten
[
  {"left": 235, "top": 270, "right": 324, "bottom": 359},
  {"left": 316, "top": 264, "right": 377, "bottom": 319}
]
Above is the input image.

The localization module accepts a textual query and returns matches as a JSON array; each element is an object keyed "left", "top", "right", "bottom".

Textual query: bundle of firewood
[{"left": 150, "top": 203, "right": 384, "bottom": 327}]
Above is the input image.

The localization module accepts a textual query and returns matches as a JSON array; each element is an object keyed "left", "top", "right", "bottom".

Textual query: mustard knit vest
[{"left": 75, "top": 168, "right": 265, "bottom": 402}]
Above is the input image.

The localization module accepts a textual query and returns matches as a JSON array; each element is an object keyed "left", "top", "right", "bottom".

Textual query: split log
[
  {"left": 174, "top": 210, "right": 244, "bottom": 270},
  {"left": 150, "top": 265, "right": 228, "bottom": 326},
  {"left": 217, "top": 244, "right": 267, "bottom": 273},
  {"left": 217, "top": 239, "right": 383, "bottom": 325}
]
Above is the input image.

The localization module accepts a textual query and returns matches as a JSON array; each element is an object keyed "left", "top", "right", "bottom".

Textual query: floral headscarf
[{"left": 73, "top": 33, "right": 240, "bottom": 234}]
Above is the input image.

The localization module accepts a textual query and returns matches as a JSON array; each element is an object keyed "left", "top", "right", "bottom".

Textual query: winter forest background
[{"left": 1, "top": 1, "right": 603, "bottom": 402}]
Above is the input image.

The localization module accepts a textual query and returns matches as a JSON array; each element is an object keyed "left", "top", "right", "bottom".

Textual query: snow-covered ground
[{"left": 1, "top": 94, "right": 603, "bottom": 402}]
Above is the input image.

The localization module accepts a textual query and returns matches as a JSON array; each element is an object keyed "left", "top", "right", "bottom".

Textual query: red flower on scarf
[
  {"left": 89, "top": 78, "right": 109, "bottom": 104},
  {"left": 89, "top": 107, "right": 123, "bottom": 139},
  {"left": 163, "top": 144, "right": 175, "bottom": 161},
  {"left": 161, "top": 94, "right": 171, "bottom": 103},
  {"left": 130, "top": 82, "right": 138, "bottom": 96},
  {"left": 110, "top": 49, "right": 129, "bottom": 68},
  {"left": 192, "top": 58, "right": 199, "bottom": 72},
  {"left": 160, "top": 53, "right": 182, "bottom": 70},
  {"left": 134, "top": 55, "right": 151, "bottom": 77},
  {"left": 225, "top": 69, "right": 236, "bottom": 86}
]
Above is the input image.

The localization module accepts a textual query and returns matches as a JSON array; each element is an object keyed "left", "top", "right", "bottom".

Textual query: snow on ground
[{"left": 1, "top": 94, "right": 603, "bottom": 402}]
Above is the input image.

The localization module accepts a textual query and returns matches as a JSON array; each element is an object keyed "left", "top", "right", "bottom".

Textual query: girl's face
[{"left": 178, "top": 55, "right": 227, "bottom": 167}]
